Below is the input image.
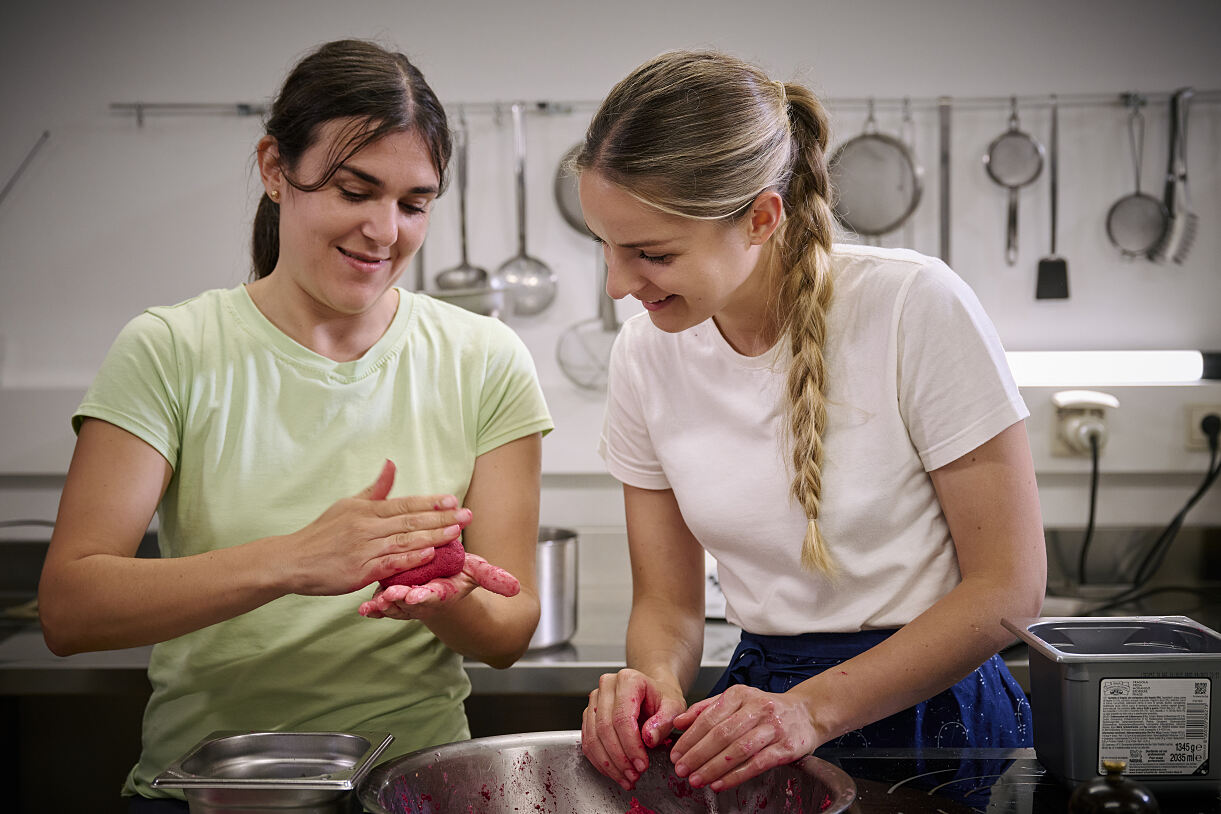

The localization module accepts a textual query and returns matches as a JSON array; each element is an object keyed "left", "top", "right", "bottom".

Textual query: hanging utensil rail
[{"left": 110, "top": 89, "right": 1221, "bottom": 125}]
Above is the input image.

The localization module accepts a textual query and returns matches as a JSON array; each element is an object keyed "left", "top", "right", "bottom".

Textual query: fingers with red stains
[
  {"left": 357, "top": 553, "right": 521, "bottom": 620},
  {"left": 277, "top": 459, "right": 472, "bottom": 596},
  {"left": 580, "top": 668, "right": 687, "bottom": 790},
  {"left": 582, "top": 685, "right": 629, "bottom": 789},
  {"left": 669, "top": 684, "right": 819, "bottom": 791},
  {"left": 464, "top": 553, "right": 520, "bottom": 597}
]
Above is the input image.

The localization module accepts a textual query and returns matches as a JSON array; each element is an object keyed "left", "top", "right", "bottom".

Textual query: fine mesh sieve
[
  {"left": 983, "top": 97, "right": 1044, "bottom": 266},
  {"left": 829, "top": 100, "right": 923, "bottom": 238},
  {"left": 1106, "top": 99, "right": 1169, "bottom": 259}
]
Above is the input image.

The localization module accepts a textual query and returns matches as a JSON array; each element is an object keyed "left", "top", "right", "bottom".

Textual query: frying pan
[
  {"left": 553, "top": 143, "right": 620, "bottom": 391},
  {"left": 983, "top": 97, "right": 1044, "bottom": 266},
  {"left": 553, "top": 143, "right": 590, "bottom": 237},
  {"left": 829, "top": 101, "right": 923, "bottom": 238}
]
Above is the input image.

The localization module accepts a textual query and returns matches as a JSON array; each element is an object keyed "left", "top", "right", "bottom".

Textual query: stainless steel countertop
[
  {"left": 0, "top": 589, "right": 1029, "bottom": 697},
  {"left": 0, "top": 620, "right": 740, "bottom": 697}
]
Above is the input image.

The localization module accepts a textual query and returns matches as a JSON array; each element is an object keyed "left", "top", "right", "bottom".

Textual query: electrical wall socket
[{"left": 1186, "top": 404, "right": 1221, "bottom": 450}]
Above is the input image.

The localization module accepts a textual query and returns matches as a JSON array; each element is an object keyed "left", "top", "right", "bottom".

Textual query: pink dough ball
[{"left": 379, "top": 540, "right": 466, "bottom": 589}]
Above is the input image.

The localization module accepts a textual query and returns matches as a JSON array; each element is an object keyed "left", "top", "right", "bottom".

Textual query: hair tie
[{"left": 774, "top": 80, "right": 789, "bottom": 105}]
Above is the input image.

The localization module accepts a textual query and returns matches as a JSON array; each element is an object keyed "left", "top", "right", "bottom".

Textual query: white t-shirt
[{"left": 599, "top": 245, "right": 1027, "bottom": 635}]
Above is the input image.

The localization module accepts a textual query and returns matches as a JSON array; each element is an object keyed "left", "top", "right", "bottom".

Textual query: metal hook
[
  {"left": 864, "top": 98, "right": 878, "bottom": 133},
  {"left": 1119, "top": 92, "right": 1147, "bottom": 111},
  {"left": 900, "top": 97, "right": 915, "bottom": 148}
]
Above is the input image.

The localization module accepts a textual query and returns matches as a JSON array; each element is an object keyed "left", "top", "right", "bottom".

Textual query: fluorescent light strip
[{"left": 1006, "top": 350, "right": 1204, "bottom": 386}]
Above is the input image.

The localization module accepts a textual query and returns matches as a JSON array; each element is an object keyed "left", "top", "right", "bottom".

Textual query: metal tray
[
  {"left": 1006, "top": 615, "right": 1221, "bottom": 662},
  {"left": 154, "top": 730, "right": 394, "bottom": 791}
]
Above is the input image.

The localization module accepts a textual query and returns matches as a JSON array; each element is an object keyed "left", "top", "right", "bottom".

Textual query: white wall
[{"left": 2, "top": 0, "right": 1220, "bottom": 539}]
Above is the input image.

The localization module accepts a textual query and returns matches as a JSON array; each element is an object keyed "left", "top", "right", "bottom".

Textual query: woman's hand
[
  {"left": 669, "top": 684, "right": 821, "bottom": 792},
  {"left": 357, "top": 552, "right": 520, "bottom": 619},
  {"left": 581, "top": 668, "right": 688, "bottom": 790},
  {"left": 282, "top": 460, "right": 471, "bottom": 596}
]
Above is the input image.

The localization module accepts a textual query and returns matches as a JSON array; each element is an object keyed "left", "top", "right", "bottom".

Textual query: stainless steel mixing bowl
[{"left": 359, "top": 730, "right": 856, "bottom": 813}]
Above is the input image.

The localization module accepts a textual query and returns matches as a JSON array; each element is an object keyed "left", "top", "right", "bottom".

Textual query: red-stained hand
[
  {"left": 357, "top": 553, "right": 520, "bottom": 620},
  {"left": 283, "top": 460, "right": 469, "bottom": 596},
  {"left": 668, "top": 684, "right": 820, "bottom": 792},
  {"left": 580, "top": 668, "right": 687, "bottom": 791}
]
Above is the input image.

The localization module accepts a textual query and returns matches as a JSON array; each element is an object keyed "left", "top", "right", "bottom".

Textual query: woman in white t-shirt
[{"left": 576, "top": 50, "right": 1046, "bottom": 794}]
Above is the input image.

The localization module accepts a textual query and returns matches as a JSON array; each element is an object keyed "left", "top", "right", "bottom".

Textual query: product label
[{"left": 1098, "top": 677, "right": 1210, "bottom": 776}]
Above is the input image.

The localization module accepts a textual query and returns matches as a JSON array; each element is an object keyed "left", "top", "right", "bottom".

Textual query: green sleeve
[
  {"left": 475, "top": 320, "right": 553, "bottom": 457},
  {"left": 73, "top": 311, "right": 182, "bottom": 466}
]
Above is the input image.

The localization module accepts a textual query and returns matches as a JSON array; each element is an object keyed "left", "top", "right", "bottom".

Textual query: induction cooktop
[{"left": 816, "top": 748, "right": 1221, "bottom": 813}]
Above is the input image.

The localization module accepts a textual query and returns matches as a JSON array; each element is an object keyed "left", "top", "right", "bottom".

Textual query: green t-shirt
[{"left": 73, "top": 285, "right": 553, "bottom": 799}]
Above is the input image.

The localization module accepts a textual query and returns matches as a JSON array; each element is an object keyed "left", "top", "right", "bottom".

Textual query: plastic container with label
[{"left": 1004, "top": 615, "right": 1221, "bottom": 793}]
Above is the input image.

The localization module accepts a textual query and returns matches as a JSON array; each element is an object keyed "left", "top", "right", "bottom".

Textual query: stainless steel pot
[
  {"left": 529, "top": 526, "right": 578, "bottom": 651},
  {"left": 359, "top": 730, "right": 857, "bottom": 813}
]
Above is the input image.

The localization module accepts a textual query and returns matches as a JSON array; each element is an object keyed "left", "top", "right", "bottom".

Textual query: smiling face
[
  {"left": 259, "top": 119, "right": 440, "bottom": 318},
  {"left": 578, "top": 170, "right": 784, "bottom": 348}
]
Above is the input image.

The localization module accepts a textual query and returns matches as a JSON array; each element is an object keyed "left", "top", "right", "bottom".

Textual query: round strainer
[
  {"left": 983, "top": 97, "right": 1044, "bottom": 266},
  {"left": 1106, "top": 101, "right": 1168, "bottom": 258},
  {"left": 829, "top": 101, "right": 923, "bottom": 238}
]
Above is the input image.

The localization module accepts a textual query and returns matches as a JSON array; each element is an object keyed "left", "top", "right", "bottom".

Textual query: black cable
[
  {"left": 1087, "top": 583, "right": 1221, "bottom": 616},
  {"left": 1076, "top": 432, "right": 1101, "bottom": 585},
  {"left": 1130, "top": 442, "right": 1219, "bottom": 588},
  {"left": 1101, "top": 413, "right": 1221, "bottom": 607}
]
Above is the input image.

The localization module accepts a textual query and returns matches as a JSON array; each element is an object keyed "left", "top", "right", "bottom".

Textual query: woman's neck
[
  {"left": 245, "top": 276, "right": 400, "bottom": 362},
  {"left": 713, "top": 243, "right": 783, "bottom": 357}
]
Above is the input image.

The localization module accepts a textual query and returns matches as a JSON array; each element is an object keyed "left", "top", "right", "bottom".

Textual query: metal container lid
[{"left": 1004, "top": 615, "right": 1221, "bottom": 663}]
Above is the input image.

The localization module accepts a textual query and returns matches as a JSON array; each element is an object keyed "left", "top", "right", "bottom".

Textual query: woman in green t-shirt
[{"left": 39, "top": 39, "right": 553, "bottom": 813}]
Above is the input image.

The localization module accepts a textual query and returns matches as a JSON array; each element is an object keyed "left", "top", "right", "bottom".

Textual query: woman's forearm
[
  {"left": 420, "top": 588, "right": 541, "bottom": 668},
  {"left": 625, "top": 596, "right": 706, "bottom": 697},
  {"left": 39, "top": 536, "right": 289, "bottom": 655},
  {"left": 791, "top": 571, "right": 1042, "bottom": 742}
]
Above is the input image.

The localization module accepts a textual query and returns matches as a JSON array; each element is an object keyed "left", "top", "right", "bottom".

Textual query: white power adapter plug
[{"left": 1052, "top": 390, "right": 1120, "bottom": 456}]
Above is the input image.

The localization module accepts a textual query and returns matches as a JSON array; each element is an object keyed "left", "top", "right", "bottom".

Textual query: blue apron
[{"left": 709, "top": 629, "right": 1032, "bottom": 748}]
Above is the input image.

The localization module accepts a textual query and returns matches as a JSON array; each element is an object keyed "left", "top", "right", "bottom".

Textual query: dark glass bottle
[{"left": 1068, "top": 760, "right": 1159, "bottom": 814}]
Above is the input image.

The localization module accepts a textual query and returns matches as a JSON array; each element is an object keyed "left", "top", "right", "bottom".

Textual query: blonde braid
[
  {"left": 575, "top": 54, "right": 839, "bottom": 574},
  {"left": 776, "top": 83, "right": 838, "bottom": 575}
]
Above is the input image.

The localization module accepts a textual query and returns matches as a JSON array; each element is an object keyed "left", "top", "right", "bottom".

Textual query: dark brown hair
[{"left": 251, "top": 39, "right": 451, "bottom": 279}]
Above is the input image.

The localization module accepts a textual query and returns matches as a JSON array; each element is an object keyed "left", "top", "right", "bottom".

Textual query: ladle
[
  {"left": 435, "top": 109, "right": 488, "bottom": 290},
  {"left": 553, "top": 143, "right": 620, "bottom": 390},
  {"left": 490, "top": 103, "right": 556, "bottom": 316}
]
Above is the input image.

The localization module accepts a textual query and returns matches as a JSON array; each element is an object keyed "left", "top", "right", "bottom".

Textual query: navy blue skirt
[{"left": 709, "top": 629, "right": 1032, "bottom": 748}]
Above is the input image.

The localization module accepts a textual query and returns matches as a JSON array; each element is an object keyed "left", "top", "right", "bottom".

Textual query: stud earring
[{"left": 269, "top": 189, "right": 280, "bottom": 201}]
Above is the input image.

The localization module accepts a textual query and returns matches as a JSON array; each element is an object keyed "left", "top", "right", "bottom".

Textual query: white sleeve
[
  {"left": 597, "top": 318, "right": 671, "bottom": 489},
  {"left": 897, "top": 260, "right": 1028, "bottom": 471}
]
